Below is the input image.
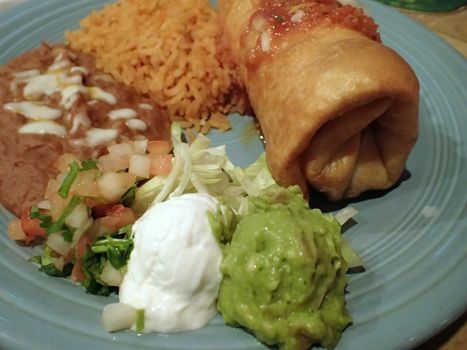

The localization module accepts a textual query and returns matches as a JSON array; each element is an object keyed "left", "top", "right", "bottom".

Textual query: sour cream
[{"left": 119, "top": 193, "right": 223, "bottom": 333}]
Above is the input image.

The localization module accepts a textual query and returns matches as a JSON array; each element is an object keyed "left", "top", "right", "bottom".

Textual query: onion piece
[
  {"left": 71, "top": 170, "right": 100, "bottom": 197},
  {"left": 100, "top": 260, "right": 124, "bottom": 287},
  {"left": 54, "top": 153, "right": 81, "bottom": 172},
  {"left": 47, "top": 232, "right": 72, "bottom": 256},
  {"left": 129, "top": 154, "right": 151, "bottom": 179},
  {"left": 132, "top": 140, "right": 148, "bottom": 155},
  {"left": 101, "top": 303, "right": 136, "bottom": 332},
  {"left": 37, "top": 200, "right": 51, "bottom": 210},
  {"left": 54, "top": 256, "right": 65, "bottom": 271},
  {"left": 97, "top": 172, "right": 136, "bottom": 202},
  {"left": 107, "top": 142, "right": 134, "bottom": 158},
  {"left": 98, "top": 153, "right": 130, "bottom": 172},
  {"left": 65, "top": 202, "right": 89, "bottom": 229},
  {"left": 341, "top": 238, "right": 366, "bottom": 272},
  {"left": 334, "top": 206, "right": 359, "bottom": 226},
  {"left": 71, "top": 217, "right": 94, "bottom": 247}
]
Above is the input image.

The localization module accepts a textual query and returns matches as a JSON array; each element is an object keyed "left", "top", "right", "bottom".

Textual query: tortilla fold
[{"left": 219, "top": 0, "right": 419, "bottom": 200}]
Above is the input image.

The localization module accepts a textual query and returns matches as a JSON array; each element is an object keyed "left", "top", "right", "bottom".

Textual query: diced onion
[
  {"left": 54, "top": 256, "right": 65, "bottom": 271},
  {"left": 129, "top": 154, "right": 151, "bottom": 179},
  {"left": 107, "top": 143, "right": 134, "bottom": 158},
  {"left": 100, "top": 260, "right": 124, "bottom": 287},
  {"left": 97, "top": 172, "right": 136, "bottom": 202},
  {"left": 47, "top": 232, "right": 72, "bottom": 256},
  {"left": 131, "top": 140, "right": 148, "bottom": 155},
  {"left": 88, "top": 219, "right": 113, "bottom": 239},
  {"left": 53, "top": 153, "right": 81, "bottom": 172},
  {"left": 71, "top": 217, "right": 94, "bottom": 247},
  {"left": 65, "top": 202, "right": 89, "bottom": 229},
  {"left": 71, "top": 170, "right": 100, "bottom": 197},
  {"left": 37, "top": 200, "right": 51, "bottom": 210},
  {"left": 98, "top": 153, "right": 130, "bottom": 173},
  {"left": 334, "top": 206, "right": 359, "bottom": 225},
  {"left": 101, "top": 303, "right": 136, "bottom": 332},
  {"left": 49, "top": 192, "right": 69, "bottom": 221}
]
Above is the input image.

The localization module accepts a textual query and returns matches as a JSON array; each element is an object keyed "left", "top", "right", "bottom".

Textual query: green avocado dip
[{"left": 217, "top": 186, "right": 351, "bottom": 350}]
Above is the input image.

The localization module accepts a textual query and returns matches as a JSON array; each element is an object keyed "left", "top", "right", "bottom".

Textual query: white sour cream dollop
[{"left": 119, "top": 193, "right": 223, "bottom": 333}]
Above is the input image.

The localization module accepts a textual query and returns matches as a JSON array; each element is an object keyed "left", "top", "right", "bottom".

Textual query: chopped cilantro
[
  {"left": 46, "top": 195, "right": 82, "bottom": 235},
  {"left": 80, "top": 159, "right": 98, "bottom": 171},
  {"left": 62, "top": 228, "right": 74, "bottom": 242},
  {"left": 135, "top": 309, "right": 145, "bottom": 332},
  {"left": 30, "top": 207, "right": 53, "bottom": 229},
  {"left": 58, "top": 161, "right": 80, "bottom": 198}
]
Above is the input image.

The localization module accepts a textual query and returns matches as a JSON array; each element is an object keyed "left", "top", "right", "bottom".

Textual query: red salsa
[{"left": 242, "top": 0, "right": 380, "bottom": 68}]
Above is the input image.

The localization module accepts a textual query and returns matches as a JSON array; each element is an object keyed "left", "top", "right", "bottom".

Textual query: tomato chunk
[
  {"left": 99, "top": 204, "right": 137, "bottom": 231},
  {"left": 91, "top": 203, "right": 116, "bottom": 219},
  {"left": 150, "top": 154, "right": 173, "bottom": 176},
  {"left": 147, "top": 140, "right": 172, "bottom": 155},
  {"left": 71, "top": 235, "right": 93, "bottom": 282},
  {"left": 20, "top": 208, "right": 46, "bottom": 243}
]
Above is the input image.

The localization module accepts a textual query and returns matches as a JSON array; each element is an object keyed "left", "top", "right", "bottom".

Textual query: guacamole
[{"left": 217, "top": 187, "right": 351, "bottom": 350}]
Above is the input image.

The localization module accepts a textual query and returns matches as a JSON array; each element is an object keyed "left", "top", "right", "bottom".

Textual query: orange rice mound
[{"left": 66, "top": 0, "right": 247, "bottom": 132}]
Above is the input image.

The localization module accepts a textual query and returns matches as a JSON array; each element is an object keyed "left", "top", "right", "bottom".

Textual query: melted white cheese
[
  {"left": 60, "top": 85, "right": 88, "bottom": 109},
  {"left": 108, "top": 108, "right": 138, "bottom": 120},
  {"left": 84, "top": 128, "right": 119, "bottom": 146},
  {"left": 138, "top": 103, "right": 153, "bottom": 111},
  {"left": 119, "top": 193, "right": 222, "bottom": 333},
  {"left": 70, "top": 66, "right": 89, "bottom": 75},
  {"left": 69, "top": 111, "right": 91, "bottom": 135},
  {"left": 4, "top": 101, "right": 62, "bottom": 120},
  {"left": 12, "top": 69, "right": 40, "bottom": 80},
  {"left": 18, "top": 121, "right": 66, "bottom": 136},
  {"left": 125, "top": 119, "right": 147, "bottom": 131},
  {"left": 89, "top": 87, "right": 117, "bottom": 104},
  {"left": 23, "top": 73, "right": 65, "bottom": 98}
]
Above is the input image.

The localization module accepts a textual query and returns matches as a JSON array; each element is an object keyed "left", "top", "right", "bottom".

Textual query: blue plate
[{"left": 0, "top": 1, "right": 466, "bottom": 349}]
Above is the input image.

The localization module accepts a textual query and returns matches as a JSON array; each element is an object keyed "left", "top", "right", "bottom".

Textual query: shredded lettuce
[
  {"left": 29, "top": 246, "right": 73, "bottom": 278},
  {"left": 133, "top": 123, "right": 277, "bottom": 216}
]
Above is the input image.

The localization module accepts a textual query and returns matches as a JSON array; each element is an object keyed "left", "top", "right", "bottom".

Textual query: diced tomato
[
  {"left": 150, "top": 154, "right": 173, "bottom": 176},
  {"left": 148, "top": 140, "right": 172, "bottom": 155},
  {"left": 91, "top": 203, "right": 116, "bottom": 218},
  {"left": 20, "top": 208, "right": 46, "bottom": 243},
  {"left": 71, "top": 235, "right": 93, "bottom": 282},
  {"left": 99, "top": 204, "right": 137, "bottom": 231}
]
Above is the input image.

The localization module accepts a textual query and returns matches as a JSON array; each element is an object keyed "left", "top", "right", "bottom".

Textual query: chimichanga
[{"left": 219, "top": 0, "right": 419, "bottom": 200}]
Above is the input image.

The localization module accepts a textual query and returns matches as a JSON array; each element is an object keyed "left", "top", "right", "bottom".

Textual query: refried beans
[{"left": 0, "top": 43, "right": 170, "bottom": 216}]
